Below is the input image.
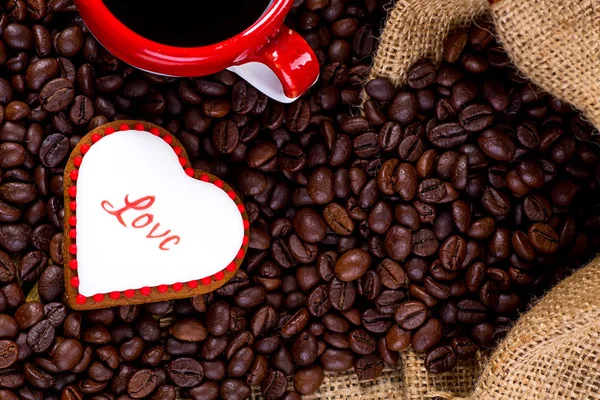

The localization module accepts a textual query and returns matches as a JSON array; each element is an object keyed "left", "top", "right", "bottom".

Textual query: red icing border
[{"left": 67, "top": 123, "right": 249, "bottom": 306}]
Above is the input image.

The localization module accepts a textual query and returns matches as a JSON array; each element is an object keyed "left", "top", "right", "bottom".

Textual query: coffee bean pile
[
  {"left": 0, "top": 0, "right": 597, "bottom": 398},
  {"left": 358, "top": 26, "right": 600, "bottom": 372},
  {"left": 0, "top": 0, "right": 395, "bottom": 399}
]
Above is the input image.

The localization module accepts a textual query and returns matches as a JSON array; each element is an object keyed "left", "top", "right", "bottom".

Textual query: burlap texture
[
  {"left": 401, "top": 349, "right": 486, "bottom": 400},
  {"left": 370, "top": 0, "right": 600, "bottom": 129},
  {"left": 465, "top": 257, "right": 600, "bottom": 399},
  {"left": 369, "top": 0, "right": 490, "bottom": 86},
  {"left": 491, "top": 0, "right": 600, "bottom": 130},
  {"left": 247, "top": 352, "right": 483, "bottom": 400},
  {"left": 251, "top": 368, "right": 405, "bottom": 400}
]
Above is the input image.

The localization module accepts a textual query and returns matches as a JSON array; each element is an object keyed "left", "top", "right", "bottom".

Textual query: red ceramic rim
[{"left": 73, "top": 0, "right": 292, "bottom": 77}]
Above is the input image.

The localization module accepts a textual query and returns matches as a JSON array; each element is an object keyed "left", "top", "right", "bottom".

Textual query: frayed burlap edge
[{"left": 368, "top": 0, "right": 490, "bottom": 86}]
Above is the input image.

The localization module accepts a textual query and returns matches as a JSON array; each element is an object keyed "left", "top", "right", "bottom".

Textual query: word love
[{"left": 101, "top": 195, "right": 181, "bottom": 250}]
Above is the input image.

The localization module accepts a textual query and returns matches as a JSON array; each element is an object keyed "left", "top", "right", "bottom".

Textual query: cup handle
[{"left": 227, "top": 28, "right": 320, "bottom": 103}]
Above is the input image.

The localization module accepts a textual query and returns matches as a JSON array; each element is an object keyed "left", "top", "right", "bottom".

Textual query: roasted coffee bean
[
  {"left": 280, "top": 308, "right": 310, "bottom": 338},
  {"left": 335, "top": 249, "right": 371, "bottom": 281},
  {"left": 458, "top": 104, "right": 493, "bottom": 131},
  {"left": 523, "top": 194, "right": 552, "bottom": 222},
  {"left": 40, "top": 77, "right": 74, "bottom": 112},
  {"left": 412, "top": 229, "right": 439, "bottom": 257},
  {"left": 393, "top": 166, "right": 418, "bottom": 202},
  {"left": 169, "top": 318, "right": 207, "bottom": 342},
  {"left": 323, "top": 202, "right": 354, "bottom": 235},
  {"left": 307, "top": 285, "right": 331, "bottom": 317},
  {"left": 512, "top": 231, "right": 536, "bottom": 261},
  {"left": 293, "top": 208, "right": 327, "bottom": 243},
  {"left": 206, "top": 301, "right": 230, "bottom": 336},
  {"left": 365, "top": 78, "right": 395, "bottom": 102},
  {"left": 428, "top": 123, "right": 468, "bottom": 149},
  {"left": 407, "top": 61, "right": 436, "bottom": 89},
  {"left": 374, "top": 290, "right": 404, "bottom": 315},
  {"left": 14, "top": 302, "right": 44, "bottom": 330},
  {"left": 27, "top": 320, "right": 54, "bottom": 352},
  {"left": 378, "top": 122, "right": 402, "bottom": 152},
  {"left": 167, "top": 358, "right": 204, "bottom": 387},
  {"left": 234, "top": 286, "right": 266, "bottom": 308},
  {"left": 385, "top": 324, "right": 412, "bottom": 351},
  {"left": 320, "top": 348, "right": 354, "bottom": 372},
  {"left": 398, "top": 135, "right": 424, "bottom": 162},
  {"left": 221, "top": 378, "right": 251, "bottom": 400},
  {"left": 394, "top": 301, "right": 427, "bottom": 330},
  {"left": 439, "top": 235, "right": 467, "bottom": 270},
  {"left": 389, "top": 92, "right": 418, "bottom": 125},
  {"left": 385, "top": 225, "right": 412, "bottom": 261},
  {"left": 424, "top": 276, "right": 451, "bottom": 299},
  {"left": 45, "top": 303, "right": 67, "bottom": 327},
  {"left": 329, "top": 279, "right": 356, "bottom": 311},
  {"left": 451, "top": 336, "right": 478, "bottom": 359},
  {"left": 54, "top": 339, "right": 83, "bottom": 371},
  {"left": 376, "top": 259, "right": 406, "bottom": 289},
  {"left": 261, "top": 370, "right": 287, "bottom": 400},
  {"left": 457, "top": 300, "right": 487, "bottom": 324},
  {"left": 39, "top": 133, "right": 69, "bottom": 167},
  {"left": 212, "top": 120, "right": 239, "bottom": 154},
  {"left": 294, "top": 364, "right": 325, "bottom": 395},
  {"left": 418, "top": 179, "right": 447, "bottom": 203},
  {"left": 228, "top": 346, "right": 255, "bottom": 377},
  {"left": 425, "top": 346, "right": 457, "bottom": 373},
  {"left": 361, "top": 308, "right": 392, "bottom": 333},
  {"left": 0, "top": 340, "right": 18, "bottom": 369},
  {"left": 291, "top": 332, "right": 318, "bottom": 366},
  {"left": 528, "top": 223, "right": 559, "bottom": 254},
  {"left": 412, "top": 318, "right": 443, "bottom": 353},
  {"left": 443, "top": 31, "right": 468, "bottom": 63},
  {"left": 482, "top": 186, "right": 511, "bottom": 217},
  {"left": 348, "top": 329, "right": 377, "bottom": 355},
  {"left": 478, "top": 128, "right": 516, "bottom": 161},
  {"left": 354, "top": 354, "right": 384, "bottom": 380}
]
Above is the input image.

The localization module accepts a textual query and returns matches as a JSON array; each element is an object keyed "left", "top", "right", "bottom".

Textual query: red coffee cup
[{"left": 73, "top": 0, "right": 320, "bottom": 103}]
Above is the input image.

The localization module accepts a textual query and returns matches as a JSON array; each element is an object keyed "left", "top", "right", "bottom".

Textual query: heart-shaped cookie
[{"left": 64, "top": 121, "right": 249, "bottom": 310}]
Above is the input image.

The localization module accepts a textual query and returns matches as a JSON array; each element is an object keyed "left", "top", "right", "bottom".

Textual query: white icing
[{"left": 76, "top": 130, "right": 244, "bottom": 296}]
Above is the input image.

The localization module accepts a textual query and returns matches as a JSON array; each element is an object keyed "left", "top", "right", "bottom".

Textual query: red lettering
[
  {"left": 101, "top": 195, "right": 155, "bottom": 227},
  {"left": 146, "top": 223, "right": 171, "bottom": 239},
  {"left": 159, "top": 236, "right": 181, "bottom": 251},
  {"left": 132, "top": 214, "right": 153, "bottom": 228},
  {"left": 101, "top": 195, "right": 180, "bottom": 250}
]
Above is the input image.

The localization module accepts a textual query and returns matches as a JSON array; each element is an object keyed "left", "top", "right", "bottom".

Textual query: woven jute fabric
[
  {"left": 250, "top": 367, "right": 406, "bottom": 399},
  {"left": 491, "top": 0, "right": 600, "bottom": 131},
  {"left": 401, "top": 349, "right": 486, "bottom": 400},
  {"left": 466, "top": 258, "right": 600, "bottom": 400},
  {"left": 370, "top": 0, "right": 600, "bottom": 128},
  {"left": 368, "top": 0, "right": 490, "bottom": 87}
]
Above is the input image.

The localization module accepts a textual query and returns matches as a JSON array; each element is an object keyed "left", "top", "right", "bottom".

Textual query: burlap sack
[
  {"left": 370, "top": 0, "right": 600, "bottom": 129},
  {"left": 361, "top": 0, "right": 600, "bottom": 398},
  {"left": 465, "top": 257, "right": 600, "bottom": 399}
]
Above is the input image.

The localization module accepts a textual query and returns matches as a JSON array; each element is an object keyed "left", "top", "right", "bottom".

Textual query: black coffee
[{"left": 102, "top": 0, "right": 272, "bottom": 47}]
